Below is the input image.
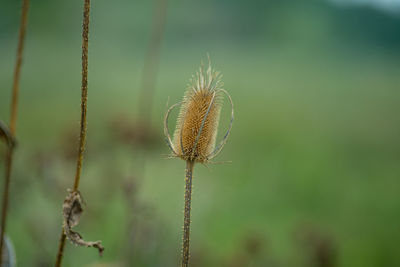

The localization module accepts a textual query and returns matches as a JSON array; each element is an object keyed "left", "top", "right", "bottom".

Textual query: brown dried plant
[
  {"left": 0, "top": 0, "right": 30, "bottom": 264},
  {"left": 62, "top": 190, "right": 104, "bottom": 254},
  {"left": 55, "top": 1, "right": 104, "bottom": 266},
  {"left": 164, "top": 58, "right": 234, "bottom": 267}
]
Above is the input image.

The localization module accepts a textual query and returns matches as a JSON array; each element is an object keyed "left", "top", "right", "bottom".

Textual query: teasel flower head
[{"left": 164, "top": 58, "right": 234, "bottom": 163}]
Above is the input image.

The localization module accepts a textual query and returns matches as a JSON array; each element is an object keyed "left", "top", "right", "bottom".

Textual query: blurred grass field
[{"left": 1, "top": 0, "right": 400, "bottom": 266}]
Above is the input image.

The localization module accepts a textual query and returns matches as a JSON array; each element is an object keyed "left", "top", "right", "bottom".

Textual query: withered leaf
[
  {"left": 62, "top": 190, "right": 104, "bottom": 256},
  {"left": 0, "top": 120, "right": 15, "bottom": 148}
]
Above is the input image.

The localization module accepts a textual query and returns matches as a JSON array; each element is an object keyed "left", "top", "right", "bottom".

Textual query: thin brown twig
[
  {"left": 55, "top": 0, "right": 91, "bottom": 266},
  {"left": 9, "top": 0, "right": 30, "bottom": 135},
  {"left": 182, "top": 160, "right": 194, "bottom": 267},
  {"left": 0, "top": 0, "right": 30, "bottom": 263},
  {"left": 54, "top": 228, "right": 67, "bottom": 267},
  {"left": 0, "top": 149, "right": 14, "bottom": 264},
  {"left": 73, "top": 0, "right": 91, "bottom": 192}
]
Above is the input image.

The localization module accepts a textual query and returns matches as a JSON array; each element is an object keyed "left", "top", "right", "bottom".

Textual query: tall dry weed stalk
[
  {"left": 164, "top": 58, "right": 234, "bottom": 267},
  {"left": 0, "top": 0, "right": 30, "bottom": 263},
  {"left": 54, "top": 1, "right": 103, "bottom": 266}
]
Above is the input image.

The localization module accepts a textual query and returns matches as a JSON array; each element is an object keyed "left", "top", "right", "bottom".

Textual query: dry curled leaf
[
  {"left": 63, "top": 190, "right": 104, "bottom": 256},
  {"left": 0, "top": 120, "right": 15, "bottom": 148}
]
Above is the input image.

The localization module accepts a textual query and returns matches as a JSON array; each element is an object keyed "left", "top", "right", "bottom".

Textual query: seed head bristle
[{"left": 173, "top": 61, "right": 223, "bottom": 163}]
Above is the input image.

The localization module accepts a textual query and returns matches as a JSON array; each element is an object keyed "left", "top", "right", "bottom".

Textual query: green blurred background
[{"left": 1, "top": 0, "right": 400, "bottom": 266}]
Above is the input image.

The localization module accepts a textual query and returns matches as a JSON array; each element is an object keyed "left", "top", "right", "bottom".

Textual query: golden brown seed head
[{"left": 172, "top": 62, "right": 223, "bottom": 163}]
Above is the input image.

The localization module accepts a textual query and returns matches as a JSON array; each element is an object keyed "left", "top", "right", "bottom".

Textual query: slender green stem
[
  {"left": 0, "top": 0, "right": 29, "bottom": 263},
  {"left": 55, "top": 0, "right": 91, "bottom": 266},
  {"left": 182, "top": 160, "right": 195, "bottom": 267}
]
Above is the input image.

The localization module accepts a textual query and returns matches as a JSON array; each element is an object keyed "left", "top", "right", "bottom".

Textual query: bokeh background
[{"left": 1, "top": 0, "right": 400, "bottom": 266}]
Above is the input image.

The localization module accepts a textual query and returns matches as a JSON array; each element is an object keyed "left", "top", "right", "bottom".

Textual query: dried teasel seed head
[{"left": 164, "top": 58, "right": 234, "bottom": 163}]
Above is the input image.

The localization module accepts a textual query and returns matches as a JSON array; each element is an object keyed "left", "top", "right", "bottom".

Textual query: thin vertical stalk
[
  {"left": 182, "top": 160, "right": 194, "bottom": 267},
  {"left": 73, "top": 0, "right": 90, "bottom": 192},
  {"left": 0, "top": 0, "right": 30, "bottom": 263},
  {"left": 54, "top": 229, "right": 67, "bottom": 267},
  {"left": 9, "top": 0, "right": 30, "bottom": 135},
  {"left": 0, "top": 149, "right": 13, "bottom": 263},
  {"left": 137, "top": 0, "right": 167, "bottom": 122},
  {"left": 55, "top": 0, "right": 91, "bottom": 266}
]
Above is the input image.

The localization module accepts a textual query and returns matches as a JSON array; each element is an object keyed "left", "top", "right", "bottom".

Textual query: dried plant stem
[
  {"left": 0, "top": 149, "right": 13, "bottom": 263},
  {"left": 0, "top": 0, "right": 29, "bottom": 263},
  {"left": 10, "top": 0, "right": 30, "bottom": 135},
  {"left": 73, "top": 0, "right": 90, "bottom": 192},
  {"left": 182, "top": 160, "right": 195, "bottom": 267},
  {"left": 55, "top": 0, "right": 91, "bottom": 266},
  {"left": 55, "top": 229, "right": 67, "bottom": 267},
  {"left": 137, "top": 0, "right": 167, "bottom": 122}
]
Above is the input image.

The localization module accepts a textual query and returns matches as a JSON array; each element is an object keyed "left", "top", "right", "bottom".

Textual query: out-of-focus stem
[
  {"left": 0, "top": 149, "right": 13, "bottom": 264},
  {"left": 0, "top": 0, "right": 30, "bottom": 263},
  {"left": 137, "top": 0, "right": 168, "bottom": 123},
  {"left": 9, "top": 0, "right": 30, "bottom": 135}
]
